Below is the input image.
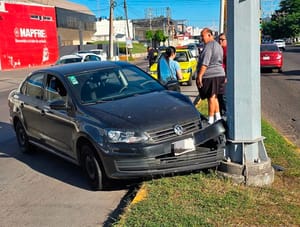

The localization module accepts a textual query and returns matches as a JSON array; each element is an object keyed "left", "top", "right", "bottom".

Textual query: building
[
  {"left": 131, "top": 17, "right": 177, "bottom": 43},
  {"left": 22, "top": 0, "right": 96, "bottom": 46},
  {"left": 0, "top": 1, "right": 59, "bottom": 70},
  {"left": 0, "top": 0, "right": 96, "bottom": 70},
  {"left": 92, "top": 19, "right": 133, "bottom": 42}
]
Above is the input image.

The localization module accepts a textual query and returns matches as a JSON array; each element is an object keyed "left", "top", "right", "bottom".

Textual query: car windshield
[
  {"left": 66, "top": 65, "right": 165, "bottom": 104},
  {"left": 155, "top": 51, "right": 188, "bottom": 63},
  {"left": 260, "top": 45, "right": 279, "bottom": 52}
]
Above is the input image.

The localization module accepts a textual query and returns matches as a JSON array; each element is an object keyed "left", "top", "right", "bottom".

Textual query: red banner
[{"left": 0, "top": 2, "right": 58, "bottom": 70}]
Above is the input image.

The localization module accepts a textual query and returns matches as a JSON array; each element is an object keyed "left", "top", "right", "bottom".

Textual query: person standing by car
[
  {"left": 196, "top": 28, "right": 226, "bottom": 124},
  {"left": 148, "top": 46, "right": 158, "bottom": 68},
  {"left": 157, "top": 46, "right": 182, "bottom": 91},
  {"left": 218, "top": 33, "right": 227, "bottom": 117}
]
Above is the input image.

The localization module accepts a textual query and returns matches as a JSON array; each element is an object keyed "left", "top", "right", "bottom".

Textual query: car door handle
[{"left": 40, "top": 108, "right": 51, "bottom": 116}]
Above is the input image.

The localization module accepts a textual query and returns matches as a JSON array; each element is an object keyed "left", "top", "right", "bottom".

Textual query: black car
[{"left": 8, "top": 61, "right": 226, "bottom": 190}]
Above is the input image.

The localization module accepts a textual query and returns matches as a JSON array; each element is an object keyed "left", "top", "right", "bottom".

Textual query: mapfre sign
[{"left": 0, "top": 2, "right": 58, "bottom": 70}]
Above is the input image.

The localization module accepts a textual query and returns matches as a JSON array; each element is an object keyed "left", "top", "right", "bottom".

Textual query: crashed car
[{"left": 8, "top": 61, "right": 226, "bottom": 190}]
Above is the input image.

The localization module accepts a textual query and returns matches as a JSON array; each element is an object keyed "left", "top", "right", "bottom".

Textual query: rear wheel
[
  {"left": 187, "top": 72, "right": 193, "bottom": 86},
  {"left": 81, "top": 144, "right": 104, "bottom": 190},
  {"left": 15, "top": 121, "right": 31, "bottom": 153}
]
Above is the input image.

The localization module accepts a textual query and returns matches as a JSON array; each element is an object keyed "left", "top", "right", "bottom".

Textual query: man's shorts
[{"left": 198, "top": 76, "right": 225, "bottom": 100}]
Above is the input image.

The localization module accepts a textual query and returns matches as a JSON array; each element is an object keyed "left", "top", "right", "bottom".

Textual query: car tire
[
  {"left": 187, "top": 72, "right": 193, "bottom": 86},
  {"left": 278, "top": 68, "right": 283, "bottom": 73},
  {"left": 15, "top": 121, "right": 31, "bottom": 153},
  {"left": 192, "top": 71, "right": 196, "bottom": 80},
  {"left": 81, "top": 144, "right": 104, "bottom": 191}
]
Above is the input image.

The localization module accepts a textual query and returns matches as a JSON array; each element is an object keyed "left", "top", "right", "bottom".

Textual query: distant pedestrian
[
  {"left": 196, "top": 28, "right": 226, "bottom": 124},
  {"left": 148, "top": 47, "right": 158, "bottom": 68},
  {"left": 218, "top": 32, "right": 227, "bottom": 117}
]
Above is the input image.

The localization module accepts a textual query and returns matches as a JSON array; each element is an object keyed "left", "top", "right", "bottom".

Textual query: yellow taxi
[{"left": 148, "top": 48, "right": 198, "bottom": 86}]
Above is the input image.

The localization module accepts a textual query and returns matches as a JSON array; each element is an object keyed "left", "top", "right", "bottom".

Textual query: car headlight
[{"left": 107, "top": 130, "right": 149, "bottom": 143}]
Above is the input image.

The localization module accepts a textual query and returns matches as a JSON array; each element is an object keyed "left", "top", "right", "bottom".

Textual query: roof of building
[{"left": 21, "top": 0, "right": 94, "bottom": 15}]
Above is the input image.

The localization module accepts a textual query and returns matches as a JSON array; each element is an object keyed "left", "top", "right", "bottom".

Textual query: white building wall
[{"left": 92, "top": 19, "right": 133, "bottom": 42}]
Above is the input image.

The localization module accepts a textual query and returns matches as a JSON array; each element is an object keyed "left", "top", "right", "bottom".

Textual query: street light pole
[{"left": 109, "top": 0, "right": 115, "bottom": 60}]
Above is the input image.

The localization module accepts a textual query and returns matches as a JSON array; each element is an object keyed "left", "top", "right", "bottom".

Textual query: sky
[{"left": 70, "top": 0, "right": 280, "bottom": 29}]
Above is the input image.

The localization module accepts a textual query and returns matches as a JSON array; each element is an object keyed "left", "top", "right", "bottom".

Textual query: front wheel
[
  {"left": 15, "top": 121, "right": 31, "bottom": 153},
  {"left": 81, "top": 144, "right": 104, "bottom": 190}
]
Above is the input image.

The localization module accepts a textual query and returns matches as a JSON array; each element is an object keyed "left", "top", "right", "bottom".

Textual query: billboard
[{"left": 0, "top": 1, "right": 59, "bottom": 70}]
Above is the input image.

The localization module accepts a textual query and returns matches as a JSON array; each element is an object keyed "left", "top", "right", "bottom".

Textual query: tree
[
  {"left": 145, "top": 30, "right": 154, "bottom": 47},
  {"left": 154, "top": 30, "right": 167, "bottom": 43},
  {"left": 145, "top": 30, "right": 168, "bottom": 47},
  {"left": 262, "top": 0, "right": 300, "bottom": 39}
]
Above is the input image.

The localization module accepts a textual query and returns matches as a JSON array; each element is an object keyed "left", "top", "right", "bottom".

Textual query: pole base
[{"left": 218, "top": 158, "right": 274, "bottom": 186}]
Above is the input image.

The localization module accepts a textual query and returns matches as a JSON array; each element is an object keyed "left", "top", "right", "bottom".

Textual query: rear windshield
[{"left": 260, "top": 45, "right": 279, "bottom": 52}]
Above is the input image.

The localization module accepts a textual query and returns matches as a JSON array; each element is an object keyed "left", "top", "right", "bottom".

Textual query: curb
[{"left": 130, "top": 184, "right": 147, "bottom": 205}]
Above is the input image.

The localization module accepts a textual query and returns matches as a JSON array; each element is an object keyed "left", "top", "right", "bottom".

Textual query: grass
[{"left": 114, "top": 102, "right": 300, "bottom": 226}]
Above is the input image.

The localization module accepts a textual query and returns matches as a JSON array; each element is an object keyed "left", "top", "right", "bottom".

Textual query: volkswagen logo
[{"left": 174, "top": 125, "right": 184, "bottom": 136}]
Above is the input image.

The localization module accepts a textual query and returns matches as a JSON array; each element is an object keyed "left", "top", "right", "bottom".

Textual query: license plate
[
  {"left": 263, "top": 56, "right": 270, "bottom": 60},
  {"left": 172, "top": 138, "right": 195, "bottom": 156}
]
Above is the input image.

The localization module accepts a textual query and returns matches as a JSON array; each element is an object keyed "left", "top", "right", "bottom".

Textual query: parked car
[
  {"left": 260, "top": 44, "right": 283, "bottom": 73},
  {"left": 55, "top": 53, "right": 101, "bottom": 65},
  {"left": 78, "top": 49, "right": 107, "bottom": 61},
  {"left": 8, "top": 61, "right": 226, "bottom": 190},
  {"left": 183, "top": 43, "right": 200, "bottom": 57},
  {"left": 149, "top": 49, "right": 198, "bottom": 86},
  {"left": 273, "top": 39, "right": 286, "bottom": 51}
]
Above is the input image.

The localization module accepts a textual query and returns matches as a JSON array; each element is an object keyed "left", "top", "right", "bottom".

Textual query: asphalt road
[{"left": 261, "top": 46, "right": 300, "bottom": 148}]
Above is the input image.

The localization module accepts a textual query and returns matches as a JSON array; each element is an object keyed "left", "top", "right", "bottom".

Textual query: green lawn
[{"left": 115, "top": 103, "right": 300, "bottom": 226}]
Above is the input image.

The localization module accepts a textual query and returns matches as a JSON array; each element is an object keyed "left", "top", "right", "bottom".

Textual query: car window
[
  {"left": 187, "top": 50, "right": 193, "bottom": 58},
  {"left": 45, "top": 75, "right": 67, "bottom": 102},
  {"left": 66, "top": 66, "right": 164, "bottom": 104},
  {"left": 175, "top": 52, "right": 188, "bottom": 62},
  {"left": 62, "top": 58, "right": 82, "bottom": 64},
  {"left": 21, "top": 73, "right": 44, "bottom": 99},
  {"left": 90, "top": 55, "right": 100, "bottom": 61},
  {"left": 260, "top": 45, "right": 279, "bottom": 52},
  {"left": 84, "top": 55, "right": 100, "bottom": 61}
]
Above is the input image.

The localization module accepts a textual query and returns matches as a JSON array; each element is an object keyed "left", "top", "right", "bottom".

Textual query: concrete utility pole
[
  {"left": 219, "top": 0, "right": 274, "bottom": 186},
  {"left": 124, "top": 0, "right": 130, "bottom": 38},
  {"left": 109, "top": 0, "right": 115, "bottom": 59}
]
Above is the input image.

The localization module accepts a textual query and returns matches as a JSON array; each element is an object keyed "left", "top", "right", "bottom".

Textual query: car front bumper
[{"left": 99, "top": 120, "right": 226, "bottom": 179}]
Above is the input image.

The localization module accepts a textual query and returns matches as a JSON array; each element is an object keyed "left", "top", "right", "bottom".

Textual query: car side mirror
[{"left": 49, "top": 99, "right": 69, "bottom": 110}]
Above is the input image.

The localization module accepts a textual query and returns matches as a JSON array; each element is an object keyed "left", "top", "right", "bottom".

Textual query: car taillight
[{"left": 276, "top": 55, "right": 282, "bottom": 60}]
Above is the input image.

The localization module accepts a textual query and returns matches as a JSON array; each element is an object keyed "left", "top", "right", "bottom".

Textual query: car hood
[{"left": 82, "top": 91, "right": 199, "bottom": 130}]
